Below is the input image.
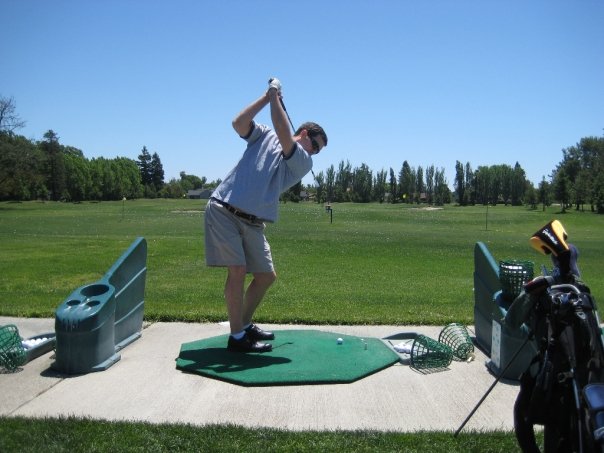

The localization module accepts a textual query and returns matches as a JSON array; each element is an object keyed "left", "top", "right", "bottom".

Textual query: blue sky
[{"left": 2, "top": 0, "right": 603, "bottom": 187}]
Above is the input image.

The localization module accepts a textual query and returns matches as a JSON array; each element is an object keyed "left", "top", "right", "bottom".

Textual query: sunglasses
[{"left": 309, "top": 135, "right": 321, "bottom": 153}]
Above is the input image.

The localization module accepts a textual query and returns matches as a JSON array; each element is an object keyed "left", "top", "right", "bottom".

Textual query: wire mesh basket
[
  {"left": 0, "top": 324, "right": 26, "bottom": 371},
  {"left": 410, "top": 334, "right": 453, "bottom": 369},
  {"left": 438, "top": 323, "right": 475, "bottom": 360},
  {"left": 499, "top": 260, "right": 534, "bottom": 301}
]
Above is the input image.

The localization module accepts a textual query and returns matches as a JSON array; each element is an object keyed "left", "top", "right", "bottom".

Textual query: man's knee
[
  {"left": 255, "top": 271, "right": 277, "bottom": 287},
  {"left": 225, "top": 266, "right": 247, "bottom": 291}
]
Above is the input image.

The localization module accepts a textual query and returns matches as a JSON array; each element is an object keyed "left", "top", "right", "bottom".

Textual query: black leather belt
[{"left": 212, "top": 198, "right": 260, "bottom": 223}]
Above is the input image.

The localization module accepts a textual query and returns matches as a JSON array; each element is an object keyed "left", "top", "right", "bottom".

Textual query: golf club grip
[
  {"left": 268, "top": 79, "right": 294, "bottom": 130},
  {"left": 268, "top": 77, "right": 284, "bottom": 109}
]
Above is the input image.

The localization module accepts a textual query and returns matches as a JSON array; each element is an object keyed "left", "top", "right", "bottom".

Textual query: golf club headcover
[{"left": 529, "top": 220, "right": 569, "bottom": 257}]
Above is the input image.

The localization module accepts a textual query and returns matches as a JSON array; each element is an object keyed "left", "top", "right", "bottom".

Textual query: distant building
[{"left": 187, "top": 189, "right": 212, "bottom": 199}]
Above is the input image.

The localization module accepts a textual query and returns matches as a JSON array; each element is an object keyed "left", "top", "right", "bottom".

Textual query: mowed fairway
[{"left": 1, "top": 199, "right": 603, "bottom": 325}]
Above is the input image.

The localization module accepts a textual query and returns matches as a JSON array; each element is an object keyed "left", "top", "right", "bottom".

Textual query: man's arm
[
  {"left": 232, "top": 93, "right": 270, "bottom": 137},
  {"left": 268, "top": 88, "right": 296, "bottom": 158}
]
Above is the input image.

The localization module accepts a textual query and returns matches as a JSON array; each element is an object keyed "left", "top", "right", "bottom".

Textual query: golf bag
[{"left": 508, "top": 220, "right": 604, "bottom": 452}]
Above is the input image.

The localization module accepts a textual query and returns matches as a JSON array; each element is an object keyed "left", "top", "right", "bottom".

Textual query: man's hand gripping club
[{"left": 267, "top": 77, "right": 296, "bottom": 157}]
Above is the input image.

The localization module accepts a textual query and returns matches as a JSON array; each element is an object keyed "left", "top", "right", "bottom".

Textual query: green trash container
[
  {"left": 53, "top": 237, "right": 147, "bottom": 374},
  {"left": 54, "top": 282, "right": 119, "bottom": 374}
]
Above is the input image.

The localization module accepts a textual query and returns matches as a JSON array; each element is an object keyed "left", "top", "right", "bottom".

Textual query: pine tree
[
  {"left": 41, "top": 130, "right": 66, "bottom": 201},
  {"left": 137, "top": 146, "right": 152, "bottom": 186},
  {"left": 150, "top": 152, "right": 164, "bottom": 191}
]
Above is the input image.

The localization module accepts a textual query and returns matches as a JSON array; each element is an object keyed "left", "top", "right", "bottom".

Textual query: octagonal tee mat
[{"left": 176, "top": 330, "right": 400, "bottom": 386}]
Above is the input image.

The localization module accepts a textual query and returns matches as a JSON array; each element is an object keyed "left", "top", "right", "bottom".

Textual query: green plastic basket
[
  {"left": 438, "top": 323, "right": 475, "bottom": 360},
  {"left": 499, "top": 260, "right": 534, "bottom": 301},
  {"left": 410, "top": 334, "right": 453, "bottom": 369},
  {"left": 0, "top": 324, "right": 26, "bottom": 371}
]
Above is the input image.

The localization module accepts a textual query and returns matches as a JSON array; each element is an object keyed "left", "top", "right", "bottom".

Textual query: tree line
[
  {"left": 311, "top": 161, "right": 452, "bottom": 205},
  {"left": 310, "top": 159, "right": 533, "bottom": 208},
  {"left": 1, "top": 128, "right": 158, "bottom": 202},
  {"left": 1, "top": 95, "right": 602, "bottom": 212},
  {"left": 550, "top": 136, "right": 604, "bottom": 213}
]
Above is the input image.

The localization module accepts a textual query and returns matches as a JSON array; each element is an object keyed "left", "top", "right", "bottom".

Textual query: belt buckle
[
  {"left": 233, "top": 207, "right": 252, "bottom": 221},
  {"left": 222, "top": 201, "right": 258, "bottom": 223}
]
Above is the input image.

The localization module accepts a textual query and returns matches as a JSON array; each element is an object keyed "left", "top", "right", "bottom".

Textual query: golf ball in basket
[{"left": 337, "top": 337, "right": 343, "bottom": 344}]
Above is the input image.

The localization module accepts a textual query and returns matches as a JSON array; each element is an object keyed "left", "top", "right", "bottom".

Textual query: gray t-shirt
[{"left": 211, "top": 122, "right": 313, "bottom": 222}]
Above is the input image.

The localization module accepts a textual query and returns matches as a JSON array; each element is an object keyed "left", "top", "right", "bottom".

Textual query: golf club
[
  {"left": 269, "top": 78, "right": 295, "bottom": 132},
  {"left": 454, "top": 332, "right": 533, "bottom": 437}
]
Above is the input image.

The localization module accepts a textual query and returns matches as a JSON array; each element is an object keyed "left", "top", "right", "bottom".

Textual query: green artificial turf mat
[{"left": 176, "top": 330, "right": 399, "bottom": 386}]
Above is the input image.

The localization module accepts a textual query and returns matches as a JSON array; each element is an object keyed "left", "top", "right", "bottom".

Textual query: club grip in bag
[{"left": 523, "top": 276, "right": 555, "bottom": 294}]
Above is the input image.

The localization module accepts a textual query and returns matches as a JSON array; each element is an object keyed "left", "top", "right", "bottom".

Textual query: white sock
[
  {"left": 231, "top": 331, "right": 246, "bottom": 340},
  {"left": 243, "top": 323, "right": 252, "bottom": 330}
]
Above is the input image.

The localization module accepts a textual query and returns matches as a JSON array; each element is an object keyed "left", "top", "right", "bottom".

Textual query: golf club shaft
[
  {"left": 278, "top": 96, "right": 317, "bottom": 183},
  {"left": 269, "top": 78, "right": 295, "bottom": 131},
  {"left": 279, "top": 97, "right": 295, "bottom": 132},
  {"left": 454, "top": 334, "right": 532, "bottom": 437},
  {"left": 270, "top": 83, "right": 320, "bottom": 187}
]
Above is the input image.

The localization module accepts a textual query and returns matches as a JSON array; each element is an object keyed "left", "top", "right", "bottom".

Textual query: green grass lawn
[
  {"left": 0, "top": 199, "right": 597, "bottom": 451},
  {"left": 0, "top": 416, "right": 525, "bottom": 452},
  {"left": 1, "top": 199, "right": 602, "bottom": 325}
]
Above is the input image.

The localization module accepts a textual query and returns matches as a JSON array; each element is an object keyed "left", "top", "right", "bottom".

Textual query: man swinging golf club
[{"left": 204, "top": 78, "right": 327, "bottom": 352}]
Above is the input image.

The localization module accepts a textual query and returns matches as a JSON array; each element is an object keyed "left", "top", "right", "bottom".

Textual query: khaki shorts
[{"left": 204, "top": 199, "right": 274, "bottom": 273}]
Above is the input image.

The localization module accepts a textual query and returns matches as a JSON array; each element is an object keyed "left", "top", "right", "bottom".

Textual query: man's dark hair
[{"left": 295, "top": 122, "right": 327, "bottom": 146}]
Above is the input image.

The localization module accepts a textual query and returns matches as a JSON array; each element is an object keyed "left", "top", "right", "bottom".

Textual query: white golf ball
[{"left": 337, "top": 337, "right": 343, "bottom": 344}]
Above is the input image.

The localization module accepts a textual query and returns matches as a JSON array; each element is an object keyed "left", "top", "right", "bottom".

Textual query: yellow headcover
[{"left": 529, "top": 220, "right": 569, "bottom": 256}]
